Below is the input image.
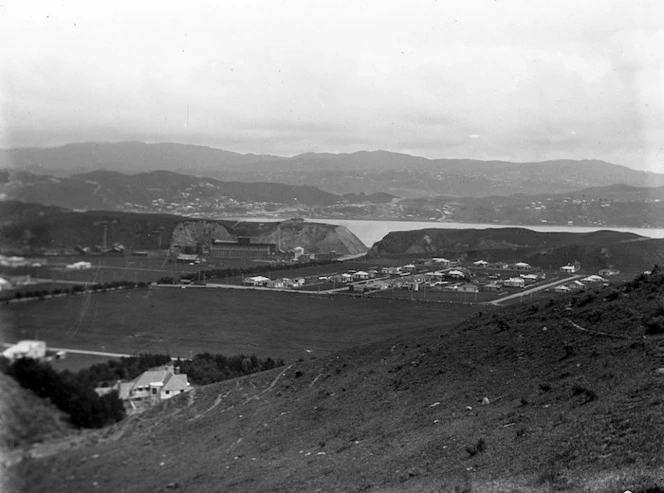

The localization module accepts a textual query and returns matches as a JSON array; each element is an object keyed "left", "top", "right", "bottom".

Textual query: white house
[
  {"left": 353, "top": 271, "right": 370, "bottom": 281},
  {"left": 560, "top": 264, "right": 577, "bottom": 273},
  {"left": 293, "top": 246, "right": 305, "bottom": 260},
  {"left": 513, "top": 262, "right": 531, "bottom": 271},
  {"left": 581, "top": 275, "right": 606, "bottom": 284},
  {"left": 65, "top": 261, "right": 92, "bottom": 270},
  {"left": 554, "top": 285, "right": 572, "bottom": 293},
  {"left": 2, "top": 340, "right": 47, "bottom": 361},
  {"left": 0, "top": 277, "right": 12, "bottom": 291},
  {"left": 118, "top": 365, "right": 191, "bottom": 409},
  {"left": 503, "top": 277, "right": 525, "bottom": 288},
  {"left": 242, "top": 276, "right": 271, "bottom": 286},
  {"left": 447, "top": 270, "right": 466, "bottom": 279},
  {"left": 431, "top": 258, "right": 451, "bottom": 266},
  {"left": 473, "top": 260, "right": 488, "bottom": 268}
]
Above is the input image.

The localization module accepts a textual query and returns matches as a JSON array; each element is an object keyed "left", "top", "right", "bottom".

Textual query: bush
[
  {"left": 466, "top": 438, "right": 486, "bottom": 457},
  {"left": 645, "top": 316, "right": 664, "bottom": 335}
]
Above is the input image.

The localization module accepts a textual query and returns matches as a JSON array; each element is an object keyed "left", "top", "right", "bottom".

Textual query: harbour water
[{"left": 223, "top": 216, "right": 664, "bottom": 248}]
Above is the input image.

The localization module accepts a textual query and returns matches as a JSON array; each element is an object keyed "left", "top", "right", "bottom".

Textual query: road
[
  {"left": 0, "top": 342, "right": 181, "bottom": 360},
  {"left": 489, "top": 275, "right": 582, "bottom": 305}
]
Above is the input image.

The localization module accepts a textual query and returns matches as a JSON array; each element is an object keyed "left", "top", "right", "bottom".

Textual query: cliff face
[
  {"left": 367, "top": 227, "right": 664, "bottom": 271},
  {"left": 169, "top": 219, "right": 367, "bottom": 255},
  {"left": 169, "top": 221, "right": 234, "bottom": 250}
]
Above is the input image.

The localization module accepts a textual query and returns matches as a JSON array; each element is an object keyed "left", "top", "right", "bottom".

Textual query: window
[{"left": 152, "top": 388, "right": 157, "bottom": 394}]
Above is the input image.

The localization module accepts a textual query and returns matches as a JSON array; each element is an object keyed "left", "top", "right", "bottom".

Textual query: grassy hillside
[
  {"left": 368, "top": 227, "right": 664, "bottom": 271},
  {"left": 0, "top": 207, "right": 367, "bottom": 254},
  {"left": 9, "top": 268, "right": 664, "bottom": 492},
  {"left": 0, "top": 373, "right": 74, "bottom": 452}
]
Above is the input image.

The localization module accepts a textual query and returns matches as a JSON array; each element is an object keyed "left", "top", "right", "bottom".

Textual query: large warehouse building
[{"left": 209, "top": 237, "right": 276, "bottom": 259}]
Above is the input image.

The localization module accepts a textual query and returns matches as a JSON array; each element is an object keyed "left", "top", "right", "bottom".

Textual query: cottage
[
  {"left": 431, "top": 257, "right": 451, "bottom": 266},
  {"left": 242, "top": 275, "right": 271, "bottom": 286},
  {"left": 567, "top": 280, "right": 586, "bottom": 290},
  {"left": 503, "top": 277, "right": 525, "bottom": 288},
  {"left": 559, "top": 264, "right": 577, "bottom": 273},
  {"left": 65, "top": 261, "right": 92, "bottom": 270},
  {"left": 293, "top": 246, "right": 305, "bottom": 260},
  {"left": 554, "top": 285, "right": 572, "bottom": 293},
  {"left": 341, "top": 273, "right": 354, "bottom": 282},
  {"left": 457, "top": 283, "right": 479, "bottom": 293},
  {"left": 482, "top": 281, "right": 503, "bottom": 292},
  {"left": 473, "top": 260, "right": 489, "bottom": 268},
  {"left": 513, "top": 262, "right": 532, "bottom": 271},
  {"left": 353, "top": 271, "right": 370, "bottom": 281},
  {"left": 581, "top": 275, "right": 606, "bottom": 284},
  {"left": 118, "top": 365, "right": 191, "bottom": 410},
  {"left": 2, "top": 340, "right": 47, "bottom": 361},
  {"left": 447, "top": 269, "right": 466, "bottom": 279},
  {"left": 599, "top": 268, "right": 620, "bottom": 276},
  {"left": 292, "top": 277, "right": 306, "bottom": 287},
  {"left": 0, "top": 277, "right": 12, "bottom": 291}
]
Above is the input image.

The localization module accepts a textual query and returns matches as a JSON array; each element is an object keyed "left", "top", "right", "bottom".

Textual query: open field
[{"left": 1, "top": 287, "right": 481, "bottom": 362}]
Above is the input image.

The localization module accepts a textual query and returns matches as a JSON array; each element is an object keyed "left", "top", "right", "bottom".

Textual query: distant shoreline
[{"left": 217, "top": 216, "right": 664, "bottom": 246}]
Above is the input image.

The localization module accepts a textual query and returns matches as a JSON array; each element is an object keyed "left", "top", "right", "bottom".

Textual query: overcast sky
[{"left": 1, "top": 0, "right": 663, "bottom": 171}]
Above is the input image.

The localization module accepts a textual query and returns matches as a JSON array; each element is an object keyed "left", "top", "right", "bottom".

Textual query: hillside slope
[
  {"left": 0, "top": 208, "right": 367, "bottom": 255},
  {"left": 10, "top": 268, "right": 664, "bottom": 492},
  {"left": 0, "top": 373, "right": 74, "bottom": 454},
  {"left": 367, "top": 227, "right": 664, "bottom": 271}
]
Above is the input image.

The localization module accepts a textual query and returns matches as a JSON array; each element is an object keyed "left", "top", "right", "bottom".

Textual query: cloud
[{"left": 1, "top": 0, "right": 662, "bottom": 172}]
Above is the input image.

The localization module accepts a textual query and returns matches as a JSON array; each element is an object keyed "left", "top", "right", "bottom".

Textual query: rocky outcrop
[
  {"left": 169, "top": 221, "right": 234, "bottom": 250},
  {"left": 168, "top": 219, "right": 367, "bottom": 255}
]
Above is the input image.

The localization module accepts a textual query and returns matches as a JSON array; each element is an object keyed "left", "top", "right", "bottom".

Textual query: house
[
  {"left": 401, "top": 264, "right": 416, "bottom": 271},
  {"left": 292, "top": 277, "right": 306, "bottom": 287},
  {"left": 341, "top": 273, "right": 354, "bottom": 282},
  {"left": 554, "top": 285, "right": 572, "bottom": 293},
  {"left": 176, "top": 253, "right": 201, "bottom": 264},
  {"left": 431, "top": 258, "right": 451, "bottom": 266},
  {"left": 457, "top": 283, "right": 479, "bottom": 293},
  {"left": 118, "top": 365, "right": 191, "bottom": 410},
  {"left": 353, "top": 271, "right": 370, "bottom": 281},
  {"left": 520, "top": 273, "right": 539, "bottom": 284},
  {"left": 503, "top": 277, "right": 525, "bottom": 288},
  {"left": 267, "top": 279, "right": 286, "bottom": 288},
  {"left": 2, "top": 340, "right": 47, "bottom": 361},
  {"left": 0, "top": 277, "right": 12, "bottom": 291},
  {"left": 447, "top": 269, "right": 466, "bottom": 279},
  {"left": 473, "top": 260, "right": 489, "bottom": 268},
  {"left": 242, "top": 275, "right": 271, "bottom": 286},
  {"left": 513, "top": 262, "right": 532, "bottom": 271},
  {"left": 559, "top": 264, "right": 577, "bottom": 273},
  {"left": 581, "top": 275, "right": 607, "bottom": 284},
  {"left": 599, "top": 268, "right": 620, "bottom": 276},
  {"left": 293, "top": 246, "right": 305, "bottom": 260},
  {"left": 567, "top": 280, "right": 586, "bottom": 291},
  {"left": 383, "top": 267, "right": 401, "bottom": 275},
  {"left": 65, "top": 261, "right": 92, "bottom": 270},
  {"left": 482, "top": 281, "right": 503, "bottom": 292}
]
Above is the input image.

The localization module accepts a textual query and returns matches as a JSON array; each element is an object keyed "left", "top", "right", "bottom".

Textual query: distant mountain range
[{"left": 2, "top": 141, "right": 662, "bottom": 198}]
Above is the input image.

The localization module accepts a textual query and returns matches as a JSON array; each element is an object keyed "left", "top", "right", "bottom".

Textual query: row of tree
[
  {"left": 10, "top": 280, "right": 150, "bottom": 301},
  {"left": 1, "top": 358, "right": 125, "bottom": 429},
  {"left": 169, "top": 259, "right": 338, "bottom": 284}
]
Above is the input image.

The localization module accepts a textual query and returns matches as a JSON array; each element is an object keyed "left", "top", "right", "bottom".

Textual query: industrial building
[{"left": 209, "top": 237, "right": 276, "bottom": 259}]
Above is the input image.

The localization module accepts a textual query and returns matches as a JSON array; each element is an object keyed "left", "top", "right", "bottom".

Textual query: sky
[{"left": 1, "top": 0, "right": 663, "bottom": 172}]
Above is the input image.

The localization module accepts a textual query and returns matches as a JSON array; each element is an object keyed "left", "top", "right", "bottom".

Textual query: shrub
[
  {"left": 645, "top": 316, "right": 664, "bottom": 335},
  {"left": 466, "top": 438, "right": 486, "bottom": 457}
]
